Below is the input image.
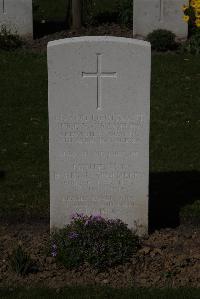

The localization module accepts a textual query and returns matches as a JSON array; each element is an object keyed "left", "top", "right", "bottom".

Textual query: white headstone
[
  {"left": 133, "top": 0, "right": 188, "bottom": 39},
  {"left": 0, "top": 0, "right": 33, "bottom": 36},
  {"left": 48, "top": 36, "right": 151, "bottom": 236}
]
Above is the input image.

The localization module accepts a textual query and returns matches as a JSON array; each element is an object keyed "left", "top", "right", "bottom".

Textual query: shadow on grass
[{"left": 149, "top": 171, "right": 200, "bottom": 232}]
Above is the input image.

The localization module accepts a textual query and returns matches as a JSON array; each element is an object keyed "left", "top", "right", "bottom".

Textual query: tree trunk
[{"left": 72, "top": 0, "right": 82, "bottom": 29}]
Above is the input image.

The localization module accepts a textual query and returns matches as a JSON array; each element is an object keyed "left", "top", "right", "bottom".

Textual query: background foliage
[{"left": 33, "top": 0, "right": 133, "bottom": 27}]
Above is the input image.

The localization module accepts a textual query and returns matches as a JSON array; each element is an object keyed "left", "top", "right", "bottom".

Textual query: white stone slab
[
  {"left": 48, "top": 36, "right": 151, "bottom": 236},
  {"left": 0, "top": 0, "right": 33, "bottom": 36},
  {"left": 133, "top": 0, "right": 188, "bottom": 38}
]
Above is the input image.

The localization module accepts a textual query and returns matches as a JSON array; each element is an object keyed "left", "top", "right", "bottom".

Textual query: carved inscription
[
  {"left": 54, "top": 113, "right": 145, "bottom": 209},
  {"left": 60, "top": 193, "right": 137, "bottom": 218},
  {"left": 61, "top": 195, "right": 136, "bottom": 210},
  {"left": 1, "top": 0, "right": 5, "bottom": 13},
  {"left": 59, "top": 150, "right": 139, "bottom": 160},
  {"left": 57, "top": 113, "right": 143, "bottom": 144},
  {"left": 55, "top": 167, "right": 142, "bottom": 192},
  {"left": 159, "top": 0, "right": 164, "bottom": 22}
]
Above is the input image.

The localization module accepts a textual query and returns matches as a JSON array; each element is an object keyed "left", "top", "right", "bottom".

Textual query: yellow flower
[
  {"left": 183, "top": 0, "right": 200, "bottom": 27},
  {"left": 195, "top": 20, "right": 200, "bottom": 27},
  {"left": 183, "top": 15, "right": 190, "bottom": 22},
  {"left": 182, "top": 4, "right": 188, "bottom": 11}
]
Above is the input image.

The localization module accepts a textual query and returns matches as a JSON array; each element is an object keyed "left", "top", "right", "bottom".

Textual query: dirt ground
[
  {"left": 24, "top": 24, "right": 133, "bottom": 53},
  {"left": 0, "top": 223, "right": 199, "bottom": 289}
]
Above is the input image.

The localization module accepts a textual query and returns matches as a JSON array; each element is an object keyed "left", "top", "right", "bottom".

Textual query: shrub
[
  {"left": 51, "top": 213, "right": 140, "bottom": 271},
  {"left": 9, "top": 245, "right": 37, "bottom": 276},
  {"left": 180, "top": 200, "right": 200, "bottom": 226},
  {"left": 147, "top": 29, "right": 178, "bottom": 52},
  {"left": 181, "top": 30, "right": 200, "bottom": 54},
  {"left": 0, "top": 25, "right": 23, "bottom": 51}
]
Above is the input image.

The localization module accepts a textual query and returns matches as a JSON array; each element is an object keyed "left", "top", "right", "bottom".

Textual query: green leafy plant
[
  {"left": 181, "top": 30, "right": 200, "bottom": 54},
  {"left": 0, "top": 25, "right": 23, "bottom": 51},
  {"left": 147, "top": 29, "right": 178, "bottom": 52},
  {"left": 9, "top": 245, "right": 37, "bottom": 276},
  {"left": 51, "top": 213, "right": 140, "bottom": 271},
  {"left": 180, "top": 200, "right": 200, "bottom": 226}
]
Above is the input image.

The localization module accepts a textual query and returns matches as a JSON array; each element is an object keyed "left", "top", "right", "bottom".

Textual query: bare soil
[
  {"left": 0, "top": 223, "right": 199, "bottom": 289},
  {"left": 24, "top": 24, "right": 133, "bottom": 53}
]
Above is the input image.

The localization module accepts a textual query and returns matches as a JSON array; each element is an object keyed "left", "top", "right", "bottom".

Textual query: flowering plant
[
  {"left": 50, "top": 213, "right": 140, "bottom": 270},
  {"left": 183, "top": 0, "right": 200, "bottom": 29}
]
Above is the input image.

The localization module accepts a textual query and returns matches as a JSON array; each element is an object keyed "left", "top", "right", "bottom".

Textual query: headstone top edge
[{"left": 47, "top": 36, "right": 151, "bottom": 49}]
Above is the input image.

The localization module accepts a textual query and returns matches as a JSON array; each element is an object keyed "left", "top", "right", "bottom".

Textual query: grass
[
  {"left": 0, "top": 50, "right": 48, "bottom": 220},
  {"left": 0, "top": 51, "right": 200, "bottom": 221},
  {"left": 150, "top": 54, "right": 200, "bottom": 172},
  {"left": 0, "top": 287, "right": 200, "bottom": 299}
]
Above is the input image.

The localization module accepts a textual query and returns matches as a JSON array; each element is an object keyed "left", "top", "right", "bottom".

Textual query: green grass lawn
[
  {"left": 0, "top": 287, "right": 200, "bottom": 299},
  {"left": 0, "top": 51, "right": 48, "bottom": 220},
  {"left": 0, "top": 51, "right": 200, "bottom": 221},
  {"left": 151, "top": 55, "right": 200, "bottom": 172}
]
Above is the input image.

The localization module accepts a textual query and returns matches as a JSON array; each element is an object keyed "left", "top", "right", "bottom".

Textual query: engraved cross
[
  {"left": 159, "top": 0, "right": 164, "bottom": 22},
  {"left": 1, "top": 0, "right": 5, "bottom": 13},
  {"left": 82, "top": 54, "right": 117, "bottom": 110}
]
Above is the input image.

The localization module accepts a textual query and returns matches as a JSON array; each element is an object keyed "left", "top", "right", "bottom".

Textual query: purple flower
[
  {"left": 84, "top": 219, "right": 90, "bottom": 226},
  {"left": 70, "top": 213, "right": 84, "bottom": 220},
  {"left": 108, "top": 219, "right": 117, "bottom": 224},
  {"left": 70, "top": 213, "right": 77, "bottom": 220},
  {"left": 68, "top": 232, "right": 79, "bottom": 239},
  {"left": 51, "top": 243, "right": 57, "bottom": 257},
  {"left": 91, "top": 214, "right": 103, "bottom": 221},
  {"left": 52, "top": 251, "right": 57, "bottom": 257}
]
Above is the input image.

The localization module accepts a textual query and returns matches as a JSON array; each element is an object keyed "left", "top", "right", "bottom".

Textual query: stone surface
[
  {"left": 48, "top": 36, "right": 151, "bottom": 235},
  {"left": 0, "top": 0, "right": 33, "bottom": 36},
  {"left": 133, "top": 0, "right": 188, "bottom": 39}
]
